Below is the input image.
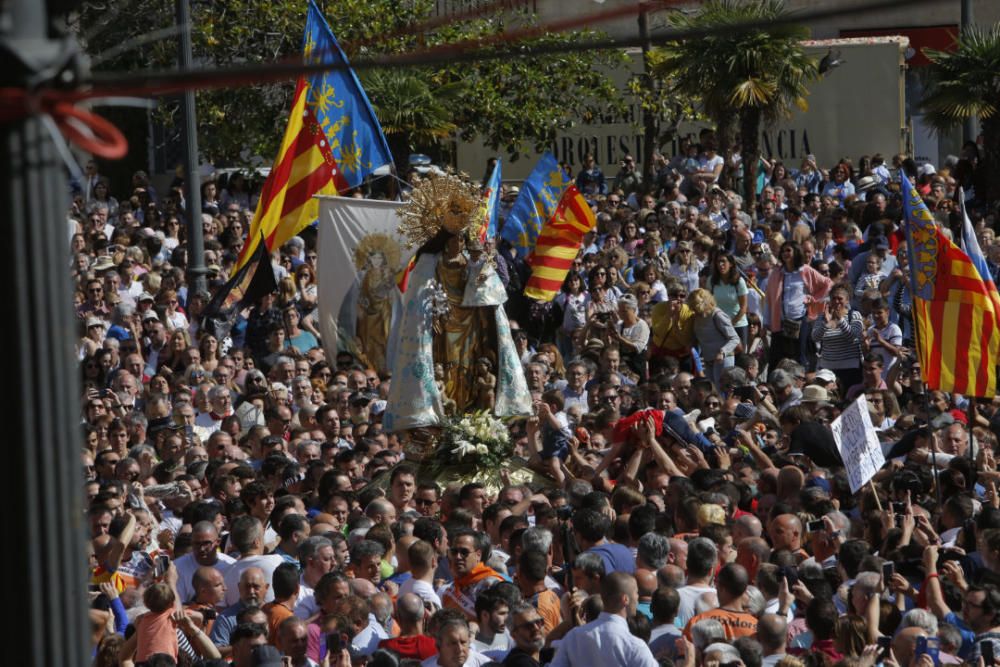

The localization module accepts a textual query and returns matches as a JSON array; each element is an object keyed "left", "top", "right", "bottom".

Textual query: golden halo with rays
[
  {"left": 397, "top": 170, "right": 484, "bottom": 249},
  {"left": 353, "top": 232, "right": 402, "bottom": 272}
]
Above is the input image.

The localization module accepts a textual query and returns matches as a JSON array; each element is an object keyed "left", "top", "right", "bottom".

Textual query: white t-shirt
[
  {"left": 676, "top": 584, "right": 717, "bottom": 627},
  {"left": 421, "top": 651, "right": 492, "bottom": 667},
  {"left": 867, "top": 322, "right": 902, "bottom": 377},
  {"left": 399, "top": 577, "right": 442, "bottom": 610},
  {"left": 698, "top": 155, "right": 724, "bottom": 182},
  {"left": 173, "top": 551, "right": 236, "bottom": 604}
]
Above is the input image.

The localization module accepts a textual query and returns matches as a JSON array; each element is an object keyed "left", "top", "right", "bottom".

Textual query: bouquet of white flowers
[{"left": 426, "top": 410, "right": 512, "bottom": 482}]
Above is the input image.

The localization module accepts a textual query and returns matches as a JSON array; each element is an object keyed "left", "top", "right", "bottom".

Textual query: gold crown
[{"left": 397, "top": 171, "right": 484, "bottom": 249}]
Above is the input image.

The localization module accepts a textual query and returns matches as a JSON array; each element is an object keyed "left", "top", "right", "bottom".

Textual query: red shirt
[{"left": 379, "top": 635, "right": 438, "bottom": 660}]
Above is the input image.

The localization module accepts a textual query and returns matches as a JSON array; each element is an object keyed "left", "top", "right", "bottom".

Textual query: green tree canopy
[
  {"left": 922, "top": 24, "right": 1000, "bottom": 201},
  {"left": 649, "top": 0, "right": 817, "bottom": 205},
  {"left": 75, "top": 0, "right": 627, "bottom": 167}
]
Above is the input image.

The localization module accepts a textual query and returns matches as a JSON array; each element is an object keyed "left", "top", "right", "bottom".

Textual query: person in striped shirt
[{"left": 811, "top": 284, "right": 864, "bottom": 392}]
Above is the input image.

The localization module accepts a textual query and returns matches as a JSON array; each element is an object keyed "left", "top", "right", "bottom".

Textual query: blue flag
[
  {"left": 303, "top": 0, "right": 392, "bottom": 189},
  {"left": 484, "top": 158, "right": 502, "bottom": 239},
  {"left": 500, "top": 152, "right": 571, "bottom": 259},
  {"left": 960, "top": 189, "right": 997, "bottom": 291}
]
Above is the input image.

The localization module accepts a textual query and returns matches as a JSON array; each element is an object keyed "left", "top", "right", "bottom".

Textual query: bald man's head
[
  {"left": 657, "top": 564, "right": 685, "bottom": 588},
  {"left": 635, "top": 569, "right": 658, "bottom": 598},
  {"left": 397, "top": 593, "right": 425, "bottom": 625},
  {"left": 893, "top": 626, "right": 929, "bottom": 667},
  {"left": 757, "top": 613, "right": 787, "bottom": 652},
  {"left": 350, "top": 577, "right": 377, "bottom": 598},
  {"left": 769, "top": 514, "right": 802, "bottom": 552},
  {"left": 736, "top": 537, "right": 771, "bottom": 580}
]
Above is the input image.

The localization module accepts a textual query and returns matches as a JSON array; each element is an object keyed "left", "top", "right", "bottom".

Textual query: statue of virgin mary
[{"left": 384, "top": 173, "right": 530, "bottom": 432}]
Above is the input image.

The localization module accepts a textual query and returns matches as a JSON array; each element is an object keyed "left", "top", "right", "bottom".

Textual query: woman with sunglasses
[
  {"left": 584, "top": 265, "right": 618, "bottom": 319},
  {"left": 668, "top": 240, "right": 702, "bottom": 294},
  {"left": 822, "top": 162, "right": 856, "bottom": 206}
]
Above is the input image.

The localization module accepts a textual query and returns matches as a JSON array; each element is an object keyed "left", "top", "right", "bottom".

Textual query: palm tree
[
  {"left": 360, "top": 68, "right": 464, "bottom": 171},
  {"left": 649, "top": 0, "right": 817, "bottom": 208},
  {"left": 922, "top": 24, "right": 1000, "bottom": 202}
]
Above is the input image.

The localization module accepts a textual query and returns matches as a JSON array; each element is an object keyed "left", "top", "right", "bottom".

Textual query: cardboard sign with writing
[{"left": 830, "top": 394, "right": 885, "bottom": 493}]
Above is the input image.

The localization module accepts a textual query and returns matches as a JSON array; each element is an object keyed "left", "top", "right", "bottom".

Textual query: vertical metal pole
[
  {"left": 177, "top": 0, "right": 207, "bottom": 295},
  {"left": 0, "top": 2, "right": 89, "bottom": 666},
  {"left": 961, "top": 0, "right": 978, "bottom": 145},
  {"left": 638, "top": 2, "right": 657, "bottom": 186}
]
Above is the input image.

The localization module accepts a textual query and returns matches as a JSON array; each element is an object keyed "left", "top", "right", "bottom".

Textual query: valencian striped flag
[
  {"left": 902, "top": 174, "right": 1000, "bottom": 397},
  {"left": 524, "top": 185, "right": 596, "bottom": 301},
  {"left": 235, "top": 0, "right": 392, "bottom": 269},
  {"left": 500, "top": 152, "right": 571, "bottom": 259}
]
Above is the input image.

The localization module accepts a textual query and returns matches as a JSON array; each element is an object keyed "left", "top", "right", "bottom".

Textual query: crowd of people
[{"left": 74, "top": 134, "right": 1000, "bottom": 667}]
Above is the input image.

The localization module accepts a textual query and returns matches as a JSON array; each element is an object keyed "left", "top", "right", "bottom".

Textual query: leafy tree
[
  {"left": 73, "top": 0, "right": 627, "bottom": 169},
  {"left": 922, "top": 24, "right": 1000, "bottom": 202},
  {"left": 649, "top": 0, "right": 817, "bottom": 207}
]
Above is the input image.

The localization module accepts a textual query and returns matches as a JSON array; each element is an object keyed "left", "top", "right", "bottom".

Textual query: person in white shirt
[
  {"left": 551, "top": 572, "right": 658, "bottom": 666},
  {"left": 174, "top": 521, "right": 235, "bottom": 603},
  {"left": 470, "top": 586, "right": 513, "bottom": 657},
  {"left": 293, "top": 536, "right": 337, "bottom": 619},
  {"left": 421, "top": 611, "right": 491, "bottom": 667},
  {"left": 222, "top": 516, "right": 285, "bottom": 607},
  {"left": 399, "top": 539, "right": 443, "bottom": 610},
  {"left": 676, "top": 538, "right": 719, "bottom": 626}
]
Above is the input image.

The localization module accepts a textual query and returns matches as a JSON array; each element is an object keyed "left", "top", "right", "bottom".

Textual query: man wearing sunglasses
[
  {"left": 441, "top": 529, "right": 503, "bottom": 622},
  {"left": 503, "top": 602, "right": 547, "bottom": 667}
]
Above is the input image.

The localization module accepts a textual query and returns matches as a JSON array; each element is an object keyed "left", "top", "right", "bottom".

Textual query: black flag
[{"left": 202, "top": 233, "right": 277, "bottom": 340}]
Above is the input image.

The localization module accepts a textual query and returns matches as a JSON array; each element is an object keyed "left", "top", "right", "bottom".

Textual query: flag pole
[
  {"left": 900, "top": 179, "right": 941, "bottom": 510},
  {"left": 958, "top": 190, "right": 981, "bottom": 486}
]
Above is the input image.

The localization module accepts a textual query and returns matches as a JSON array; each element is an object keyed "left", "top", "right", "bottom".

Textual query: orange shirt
[
  {"left": 263, "top": 600, "right": 295, "bottom": 644},
  {"left": 683, "top": 607, "right": 758, "bottom": 641},
  {"left": 529, "top": 589, "right": 562, "bottom": 635},
  {"left": 135, "top": 609, "right": 178, "bottom": 663}
]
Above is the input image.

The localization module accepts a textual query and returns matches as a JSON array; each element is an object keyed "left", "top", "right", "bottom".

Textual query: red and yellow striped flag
[
  {"left": 234, "top": 2, "right": 392, "bottom": 270},
  {"left": 524, "top": 185, "right": 596, "bottom": 302},
  {"left": 903, "top": 174, "right": 1000, "bottom": 397},
  {"left": 236, "top": 78, "right": 340, "bottom": 270}
]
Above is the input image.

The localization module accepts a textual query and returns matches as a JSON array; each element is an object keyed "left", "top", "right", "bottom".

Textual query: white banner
[
  {"left": 830, "top": 394, "right": 886, "bottom": 493},
  {"left": 315, "top": 196, "right": 412, "bottom": 368}
]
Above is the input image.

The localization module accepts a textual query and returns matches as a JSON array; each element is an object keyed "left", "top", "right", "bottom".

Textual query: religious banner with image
[{"left": 315, "top": 195, "right": 410, "bottom": 368}]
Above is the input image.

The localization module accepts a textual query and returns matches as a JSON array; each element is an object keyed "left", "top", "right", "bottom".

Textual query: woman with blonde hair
[
  {"left": 687, "top": 288, "right": 739, "bottom": 389},
  {"left": 537, "top": 342, "right": 566, "bottom": 377}
]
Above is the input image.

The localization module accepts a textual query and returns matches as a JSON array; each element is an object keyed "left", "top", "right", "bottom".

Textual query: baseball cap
[
  {"left": 86, "top": 317, "right": 105, "bottom": 329},
  {"left": 814, "top": 369, "right": 837, "bottom": 384},
  {"left": 142, "top": 311, "right": 159, "bottom": 322}
]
